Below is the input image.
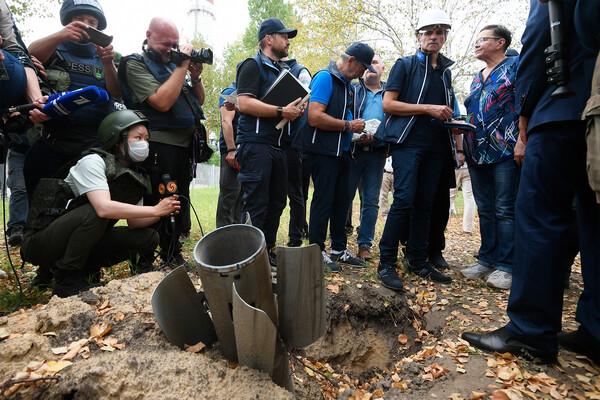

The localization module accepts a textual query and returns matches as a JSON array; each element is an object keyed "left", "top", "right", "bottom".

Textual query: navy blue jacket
[
  {"left": 516, "top": 0, "right": 596, "bottom": 132},
  {"left": 302, "top": 61, "right": 353, "bottom": 157},
  {"left": 575, "top": 0, "right": 600, "bottom": 51},
  {"left": 351, "top": 78, "right": 386, "bottom": 154},
  {"left": 119, "top": 52, "right": 198, "bottom": 132},
  {"left": 236, "top": 51, "right": 285, "bottom": 147},
  {"left": 375, "top": 50, "right": 457, "bottom": 145}
]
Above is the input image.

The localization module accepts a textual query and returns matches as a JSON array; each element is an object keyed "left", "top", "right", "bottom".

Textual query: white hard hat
[{"left": 416, "top": 9, "right": 452, "bottom": 32}]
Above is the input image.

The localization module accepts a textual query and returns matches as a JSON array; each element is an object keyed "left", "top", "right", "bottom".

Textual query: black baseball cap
[
  {"left": 345, "top": 42, "right": 376, "bottom": 73},
  {"left": 258, "top": 18, "right": 297, "bottom": 41}
]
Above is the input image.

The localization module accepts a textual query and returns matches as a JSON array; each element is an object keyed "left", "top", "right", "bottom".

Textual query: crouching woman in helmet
[{"left": 21, "top": 110, "right": 180, "bottom": 297}]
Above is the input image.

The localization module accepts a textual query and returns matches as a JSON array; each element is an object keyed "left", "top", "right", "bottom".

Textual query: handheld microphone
[
  {"left": 158, "top": 174, "right": 178, "bottom": 226},
  {"left": 1, "top": 86, "right": 109, "bottom": 117}
]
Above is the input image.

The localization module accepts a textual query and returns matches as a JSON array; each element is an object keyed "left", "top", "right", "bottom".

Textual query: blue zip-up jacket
[
  {"left": 303, "top": 61, "right": 353, "bottom": 157},
  {"left": 351, "top": 78, "right": 387, "bottom": 154},
  {"left": 375, "top": 50, "right": 458, "bottom": 146},
  {"left": 236, "top": 51, "right": 286, "bottom": 147}
]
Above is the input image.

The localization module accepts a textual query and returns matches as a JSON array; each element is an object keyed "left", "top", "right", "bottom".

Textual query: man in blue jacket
[
  {"left": 463, "top": 0, "right": 599, "bottom": 365},
  {"left": 235, "top": 18, "right": 303, "bottom": 264},
  {"left": 375, "top": 9, "right": 457, "bottom": 290},
  {"left": 304, "top": 42, "right": 375, "bottom": 272},
  {"left": 348, "top": 55, "right": 386, "bottom": 261}
]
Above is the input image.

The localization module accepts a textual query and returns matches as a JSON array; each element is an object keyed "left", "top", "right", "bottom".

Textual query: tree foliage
[{"left": 8, "top": 0, "right": 60, "bottom": 24}]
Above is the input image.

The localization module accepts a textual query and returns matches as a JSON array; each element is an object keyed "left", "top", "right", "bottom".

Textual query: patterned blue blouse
[{"left": 464, "top": 56, "right": 519, "bottom": 165}]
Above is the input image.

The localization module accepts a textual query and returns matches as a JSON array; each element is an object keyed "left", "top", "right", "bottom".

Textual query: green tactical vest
[{"left": 25, "top": 149, "right": 151, "bottom": 234}]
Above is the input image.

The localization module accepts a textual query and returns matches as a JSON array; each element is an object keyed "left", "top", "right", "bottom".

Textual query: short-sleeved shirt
[
  {"left": 125, "top": 59, "right": 194, "bottom": 147},
  {"left": 236, "top": 60, "right": 262, "bottom": 97},
  {"left": 64, "top": 154, "right": 109, "bottom": 197},
  {"left": 464, "top": 56, "right": 519, "bottom": 165},
  {"left": 390, "top": 66, "right": 449, "bottom": 153},
  {"left": 309, "top": 72, "right": 353, "bottom": 152},
  {"left": 64, "top": 154, "right": 144, "bottom": 206}
]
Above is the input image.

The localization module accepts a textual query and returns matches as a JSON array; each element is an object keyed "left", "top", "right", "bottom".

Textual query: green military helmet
[{"left": 98, "top": 110, "right": 149, "bottom": 150}]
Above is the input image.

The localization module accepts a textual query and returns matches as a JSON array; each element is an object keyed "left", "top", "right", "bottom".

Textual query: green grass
[{"left": 1, "top": 186, "right": 467, "bottom": 314}]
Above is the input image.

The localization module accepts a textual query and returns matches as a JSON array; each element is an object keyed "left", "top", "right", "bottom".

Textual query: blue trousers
[
  {"left": 469, "top": 158, "right": 519, "bottom": 273},
  {"left": 7, "top": 149, "right": 28, "bottom": 235},
  {"left": 379, "top": 146, "right": 446, "bottom": 267},
  {"left": 307, "top": 152, "right": 351, "bottom": 252},
  {"left": 347, "top": 150, "right": 386, "bottom": 249},
  {"left": 507, "top": 122, "right": 600, "bottom": 349}
]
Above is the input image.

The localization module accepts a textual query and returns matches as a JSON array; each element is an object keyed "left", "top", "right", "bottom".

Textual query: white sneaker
[
  {"left": 486, "top": 270, "right": 512, "bottom": 289},
  {"left": 460, "top": 263, "right": 494, "bottom": 279}
]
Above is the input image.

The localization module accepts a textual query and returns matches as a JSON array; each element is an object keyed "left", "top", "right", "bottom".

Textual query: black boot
[
  {"left": 53, "top": 271, "right": 92, "bottom": 298},
  {"left": 428, "top": 253, "right": 450, "bottom": 270},
  {"left": 30, "top": 264, "right": 54, "bottom": 290}
]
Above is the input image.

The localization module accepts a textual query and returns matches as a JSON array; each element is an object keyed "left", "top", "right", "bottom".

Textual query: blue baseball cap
[
  {"left": 345, "top": 42, "right": 376, "bottom": 73},
  {"left": 258, "top": 18, "right": 297, "bottom": 41}
]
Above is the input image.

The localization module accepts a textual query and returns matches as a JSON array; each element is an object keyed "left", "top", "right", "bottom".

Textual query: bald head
[{"left": 146, "top": 17, "right": 179, "bottom": 63}]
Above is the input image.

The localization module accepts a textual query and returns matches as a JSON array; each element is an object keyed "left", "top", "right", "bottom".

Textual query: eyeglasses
[
  {"left": 475, "top": 36, "right": 501, "bottom": 45},
  {"left": 418, "top": 29, "right": 449, "bottom": 37}
]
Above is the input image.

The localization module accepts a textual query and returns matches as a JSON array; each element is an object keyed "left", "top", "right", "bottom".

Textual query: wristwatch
[{"left": 276, "top": 106, "right": 283, "bottom": 118}]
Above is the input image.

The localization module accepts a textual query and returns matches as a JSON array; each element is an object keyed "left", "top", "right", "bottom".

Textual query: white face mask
[{"left": 128, "top": 140, "right": 149, "bottom": 162}]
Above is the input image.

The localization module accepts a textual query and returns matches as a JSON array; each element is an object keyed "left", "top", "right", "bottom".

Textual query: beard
[{"left": 272, "top": 47, "right": 289, "bottom": 60}]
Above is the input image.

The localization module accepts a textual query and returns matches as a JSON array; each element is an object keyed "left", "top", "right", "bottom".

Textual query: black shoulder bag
[{"left": 181, "top": 87, "right": 214, "bottom": 164}]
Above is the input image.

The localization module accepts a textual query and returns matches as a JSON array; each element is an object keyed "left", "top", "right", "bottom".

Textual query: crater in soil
[{"left": 0, "top": 271, "right": 420, "bottom": 399}]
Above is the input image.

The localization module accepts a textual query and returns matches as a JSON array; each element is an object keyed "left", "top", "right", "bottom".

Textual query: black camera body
[{"left": 171, "top": 48, "right": 213, "bottom": 65}]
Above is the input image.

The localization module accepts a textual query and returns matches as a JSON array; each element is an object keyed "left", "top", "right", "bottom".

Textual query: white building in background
[{"left": 186, "top": 0, "right": 216, "bottom": 47}]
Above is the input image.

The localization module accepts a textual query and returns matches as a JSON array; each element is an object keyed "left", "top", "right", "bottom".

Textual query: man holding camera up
[
  {"left": 119, "top": 17, "right": 205, "bottom": 267},
  {"left": 235, "top": 18, "right": 302, "bottom": 265}
]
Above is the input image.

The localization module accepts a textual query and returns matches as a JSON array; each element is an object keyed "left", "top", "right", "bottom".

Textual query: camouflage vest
[{"left": 25, "top": 149, "right": 151, "bottom": 234}]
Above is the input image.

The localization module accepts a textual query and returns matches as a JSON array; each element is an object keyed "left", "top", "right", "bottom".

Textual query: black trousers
[
  {"left": 307, "top": 152, "right": 351, "bottom": 252},
  {"left": 21, "top": 203, "right": 158, "bottom": 275},
  {"left": 428, "top": 166, "right": 453, "bottom": 256},
  {"left": 285, "top": 147, "right": 305, "bottom": 245},
  {"left": 236, "top": 142, "right": 288, "bottom": 249},
  {"left": 143, "top": 141, "right": 192, "bottom": 259}
]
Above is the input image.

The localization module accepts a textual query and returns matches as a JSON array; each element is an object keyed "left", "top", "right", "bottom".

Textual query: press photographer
[{"left": 118, "top": 17, "right": 207, "bottom": 268}]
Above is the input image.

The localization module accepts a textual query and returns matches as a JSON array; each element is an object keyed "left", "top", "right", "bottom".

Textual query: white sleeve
[{"left": 64, "top": 154, "right": 109, "bottom": 197}]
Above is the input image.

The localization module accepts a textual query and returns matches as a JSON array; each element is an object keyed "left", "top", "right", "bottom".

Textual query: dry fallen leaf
[
  {"left": 51, "top": 347, "right": 68, "bottom": 355},
  {"left": 103, "top": 337, "right": 125, "bottom": 350},
  {"left": 115, "top": 312, "right": 125, "bottom": 321},
  {"left": 471, "top": 392, "right": 486, "bottom": 400},
  {"left": 90, "top": 322, "right": 112, "bottom": 339},
  {"left": 326, "top": 284, "right": 340, "bottom": 294},
  {"left": 185, "top": 341, "right": 206, "bottom": 353},
  {"left": 62, "top": 339, "right": 89, "bottom": 361},
  {"left": 0, "top": 328, "right": 9, "bottom": 340},
  {"left": 45, "top": 360, "right": 73, "bottom": 374},
  {"left": 398, "top": 334, "right": 409, "bottom": 345}
]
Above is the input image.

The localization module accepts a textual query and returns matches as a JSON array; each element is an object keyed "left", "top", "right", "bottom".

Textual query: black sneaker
[
  {"left": 322, "top": 251, "right": 341, "bottom": 273},
  {"left": 331, "top": 249, "right": 366, "bottom": 268},
  {"left": 428, "top": 253, "right": 450, "bottom": 270},
  {"left": 8, "top": 230, "right": 23, "bottom": 247},
  {"left": 53, "top": 272, "right": 92, "bottom": 298},
  {"left": 378, "top": 264, "right": 404, "bottom": 291},
  {"left": 408, "top": 261, "right": 452, "bottom": 284},
  {"left": 558, "top": 326, "right": 600, "bottom": 365}
]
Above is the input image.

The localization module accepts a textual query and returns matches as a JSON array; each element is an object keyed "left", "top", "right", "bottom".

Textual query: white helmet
[{"left": 416, "top": 9, "right": 452, "bottom": 32}]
